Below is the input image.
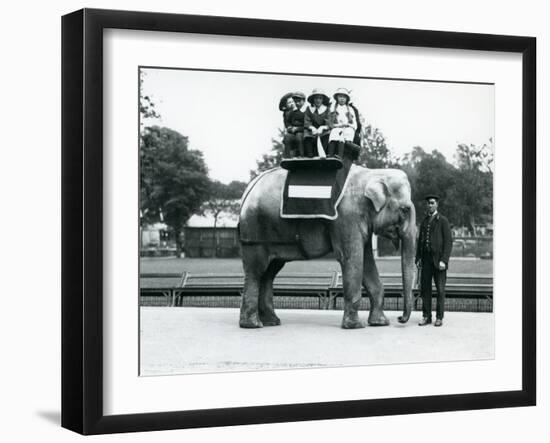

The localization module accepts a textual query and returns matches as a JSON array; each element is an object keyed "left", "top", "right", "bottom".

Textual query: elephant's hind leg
[
  {"left": 240, "top": 245, "right": 268, "bottom": 328},
  {"left": 259, "top": 260, "right": 285, "bottom": 326},
  {"left": 363, "top": 242, "right": 389, "bottom": 326}
]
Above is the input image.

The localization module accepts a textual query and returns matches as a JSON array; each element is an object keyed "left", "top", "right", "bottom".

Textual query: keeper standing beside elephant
[{"left": 416, "top": 194, "right": 453, "bottom": 327}]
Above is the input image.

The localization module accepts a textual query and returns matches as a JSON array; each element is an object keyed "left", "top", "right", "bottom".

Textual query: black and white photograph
[
  {"left": 1, "top": 0, "right": 546, "bottom": 440},
  {"left": 56, "top": 6, "right": 538, "bottom": 437},
  {"left": 138, "top": 67, "right": 495, "bottom": 376}
]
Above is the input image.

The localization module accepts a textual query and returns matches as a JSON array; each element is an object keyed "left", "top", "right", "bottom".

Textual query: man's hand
[{"left": 438, "top": 261, "right": 446, "bottom": 270}]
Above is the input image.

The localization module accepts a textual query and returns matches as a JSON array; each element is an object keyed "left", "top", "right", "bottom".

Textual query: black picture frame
[{"left": 62, "top": 8, "right": 536, "bottom": 435}]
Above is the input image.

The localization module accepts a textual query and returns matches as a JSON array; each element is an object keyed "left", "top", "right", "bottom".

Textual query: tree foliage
[
  {"left": 140, "top": 126, "right": 210, "bottom": 253},
  {"left": 449, "top": 141, "right": 493, "bottom": 232},
  {"left": 357, "top": 125, "right": 395, "bottom": 168},
  {"left": 139, "top": 71, "right": 160, "bottom": 124},
  {"left": 201, "top": 180, "right": 248, "bottom": 256},
  {"left": 399, "top": 144, "right": 493, "bottom": 234},
  {"left": 455, "top": 139, "right": 494, "bottom": 174},
  {"left": 250, "top": 129, "right": 284, "bottom": 179},
  {"left": 401, "top": 148, "right": 457, "bottom": 219},
  {"left": 202, "top": 180, "right": 247, "bottom": 225}
]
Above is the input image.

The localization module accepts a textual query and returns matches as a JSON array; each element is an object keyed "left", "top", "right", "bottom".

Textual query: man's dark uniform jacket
[{"left": 416, "top": 212, "right": 453, "bottom": 268}]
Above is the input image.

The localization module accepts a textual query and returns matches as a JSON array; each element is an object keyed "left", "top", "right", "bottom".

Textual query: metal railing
[{"left": 140, "top": 271, "right": 493, "bottom": 312}]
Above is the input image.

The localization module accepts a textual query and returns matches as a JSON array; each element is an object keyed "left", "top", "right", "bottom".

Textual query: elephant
[{"left": 238, "top": 160, "right": 417, "bottom": 329}]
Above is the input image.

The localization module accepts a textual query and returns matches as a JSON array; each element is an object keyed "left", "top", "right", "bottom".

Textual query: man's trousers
[{"left": 420, "top": 252, "right": 447, "bottom": 320}]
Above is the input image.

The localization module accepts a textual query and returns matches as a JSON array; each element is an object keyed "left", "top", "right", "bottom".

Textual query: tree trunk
[
  {"left": 174, "top": 227, "right": 182, "bottom": 257},
  {"left": 213, "top": 215, "right": 219, "bottom": 258},
  {"left": 468, "top": 215, "right": 477, "bottom": 236}
]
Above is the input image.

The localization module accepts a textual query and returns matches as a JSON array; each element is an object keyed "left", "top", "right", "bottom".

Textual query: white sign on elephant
[{"left": 288, "top": 185, "right": 332, "bottom": 199}]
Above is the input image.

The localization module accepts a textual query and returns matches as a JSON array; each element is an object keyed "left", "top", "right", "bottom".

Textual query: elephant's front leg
[
  {"left": 363, "top": 239, "right": 389, "bottom": 326},
  {"left": 340, "top": 248, "right": 366, "bottom": 329}
]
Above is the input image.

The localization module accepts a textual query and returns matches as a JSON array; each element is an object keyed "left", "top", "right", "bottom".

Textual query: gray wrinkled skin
[{"left": 239, "top": 164, "right": 416, "bottom": 329}]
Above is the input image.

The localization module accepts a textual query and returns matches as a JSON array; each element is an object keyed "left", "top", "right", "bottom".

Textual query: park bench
[
  {"left": 139, "top": 272, "right": 185, "bottom": 306},
  {"left": 265, "top": 272, "right": 336, "bottom": 309},
  {"left": 172, "top": 272, "right": 335, "bottom": 309}
]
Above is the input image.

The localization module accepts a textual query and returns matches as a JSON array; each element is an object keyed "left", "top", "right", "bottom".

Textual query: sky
[{"left": 141, "top": 67, "right": 494, "bottom": 184}]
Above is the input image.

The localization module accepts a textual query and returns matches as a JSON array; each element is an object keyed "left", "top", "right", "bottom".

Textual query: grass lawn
[{"left": 140, "top": 257, "right": 493, "bottom": 275}]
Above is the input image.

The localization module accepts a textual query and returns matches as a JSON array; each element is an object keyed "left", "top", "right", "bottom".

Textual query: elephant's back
[
  {"left": 240, "top": 167, "right": 286, "bottom": 218},
  {"left": 239, "top": 168, "right": 293, "bottom": 243}
]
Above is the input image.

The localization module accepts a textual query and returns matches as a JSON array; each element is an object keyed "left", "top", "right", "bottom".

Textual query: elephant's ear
[{"left": 364, "top": 179, "right": 388, "bottom": 212}]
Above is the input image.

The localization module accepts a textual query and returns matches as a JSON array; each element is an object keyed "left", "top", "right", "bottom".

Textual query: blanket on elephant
[{"left": 280, "top": 158, "right": 352, "bottom": 220}]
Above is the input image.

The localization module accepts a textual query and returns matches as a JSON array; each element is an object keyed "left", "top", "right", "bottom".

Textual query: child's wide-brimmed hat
[
  {"left": 307, "top": 89, "right": 330, "bottom": 106},
  {"left": 278, "top": 92, "right": 295, "bottom": 111},
  {"left": 333, "top": 87, "right": 352, "bottom": 102}
]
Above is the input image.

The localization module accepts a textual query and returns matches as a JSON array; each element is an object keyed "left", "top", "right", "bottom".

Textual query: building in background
[
  {"left": 140, "top": 222, "right": 176, "bottom": 257},
  {"left": 183, "top": 211, "right": 240, "bottom": 258},
  {"left": 140, "top": 209, "right": 240, "bottom": 258}
]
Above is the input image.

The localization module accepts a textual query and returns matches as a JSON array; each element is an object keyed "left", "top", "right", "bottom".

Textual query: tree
[
  {"left": 224, "top": 180, "right": 248, "bottom": 198},
  {"left": 455, "top": 139, "right": 494, "bottom": 174},
  {"left": 398, "top": 147, "right": 458, "bottom": 222},
  {"left": 398, "top": 143, "right": 493, "bottom": 235},
  {"left": 201, "top": 180, "right": 247, "bottom": 257},
  {"left": 139, "top": 70, "right": 160, "bottom": 126},
  {"left": 140, "top": 126, "right": 210, "bottom": 255},
  {"left": 357, "top": 125, "right": 395, "bottom": 168},
  {"left": 449, "top": 141, "right": 493, "bottom": 233},
  {"left": 250, "top": 129, "right": 284, "bottom": 179}
]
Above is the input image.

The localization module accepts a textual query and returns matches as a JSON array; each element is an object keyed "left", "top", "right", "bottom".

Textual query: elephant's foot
[
  {"left": 239, "top": 312, "right": 263, "bottom": 329},
  {"left": 341, "top": 313, "right": 366, "bottom": 329},
  {"left": 259, "top": 312, "right": 281, "bottom": 326},
  {"left": 368, "top": 309, "right": 390, "bottom": 326}
]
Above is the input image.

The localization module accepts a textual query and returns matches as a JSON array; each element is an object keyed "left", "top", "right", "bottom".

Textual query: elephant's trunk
[{"left": 398, "top": 205, "right": 416, "bottom": 323}]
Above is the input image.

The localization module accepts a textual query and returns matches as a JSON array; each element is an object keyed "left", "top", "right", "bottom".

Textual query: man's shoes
[
  {"left": 418, "top": 318, "right": 432, "bottom": 326},
  {"left": 434, "top": 319, "right": 443, "bottom": 327}
]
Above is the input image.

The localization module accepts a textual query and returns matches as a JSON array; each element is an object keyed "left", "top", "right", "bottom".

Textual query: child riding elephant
[
  {"left": 327, "top": 88, "right": 358, "bottom": 158},
  {"left": 280, "top": 91, "right": 307, "bottom": 157},
  {"left": 303, "top": 89, "right": 331, "bottom": 157}
]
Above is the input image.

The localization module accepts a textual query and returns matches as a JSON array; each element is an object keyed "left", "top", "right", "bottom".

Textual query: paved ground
[{"left": 140, "top": 307, "right": 494, "bottom": 376}]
